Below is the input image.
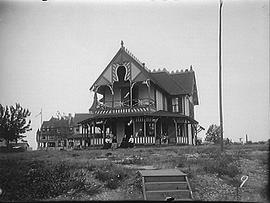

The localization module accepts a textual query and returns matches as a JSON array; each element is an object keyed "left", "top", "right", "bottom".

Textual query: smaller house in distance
[{"left": 36, "top": 114, "right": 81, "bottom": 150}]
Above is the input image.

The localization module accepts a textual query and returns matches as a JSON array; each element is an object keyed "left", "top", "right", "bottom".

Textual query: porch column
[
  {"left": 147, "top": 81, "right": 151, "bottom": 112},
  {"left": 102, "top": 121, "right": 106, "bottom": 145},
  {"left": 80, "top": 125, "right": 83, "bottom": 147},
  {"left": 86, "top": 124, "right": 89, "bottom": 147},
  {"left": 130, "top": 82, "right": 133, "bottom": 108},
  {"left": 154, "top": 118, "right": 158, "bottom": 145},
  {"left": 186, "top": 123, "right": 188, "bottom": 144},
  {"left": 132, "top": 118, "right": 136, "bottom": 145},
  {"left": 173, "top": 119, "right": 177, "bottom": 144},
  {"left": 93, "top": 121, "right": 96, "bottom": 146},
  {"left": 112, "top": 85, "right": 114, "bottom": 108},
  {"left": 144, "top": 117, "right": 146, "bottom": 144},
  {"left": 90, "top": 124, "right": 93, "bottom": 147}
]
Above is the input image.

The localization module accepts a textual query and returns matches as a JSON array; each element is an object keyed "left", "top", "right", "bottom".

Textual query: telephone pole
[{"left": 219, "top": 0, "right": 224, "bottom": 151}]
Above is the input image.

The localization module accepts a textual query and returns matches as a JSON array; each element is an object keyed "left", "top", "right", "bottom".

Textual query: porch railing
[
  {"left": 135, "top": 136, "right": 155, "bottom": 144},
  {"left": 176, "top": 136, "right": 189, "bottom": 144},
  {"left": 97, "top": 98, "right": 155, "bottom": 110},
  {"left": 90, "top": 138, "right": 104, "bottom": 145}
]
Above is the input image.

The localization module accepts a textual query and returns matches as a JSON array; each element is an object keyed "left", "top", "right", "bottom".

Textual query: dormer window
[{"left": 172, "top": 97, "right": 179, "bottom": 112}]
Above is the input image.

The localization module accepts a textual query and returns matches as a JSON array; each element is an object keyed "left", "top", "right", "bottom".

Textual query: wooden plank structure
[{"left": 139, "top": 169, "right": 193, "bottom": 201}]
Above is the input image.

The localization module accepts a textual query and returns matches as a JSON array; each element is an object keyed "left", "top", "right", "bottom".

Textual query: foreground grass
[{"left": 0, "top": 143, "right": 268, "bottom": 201}]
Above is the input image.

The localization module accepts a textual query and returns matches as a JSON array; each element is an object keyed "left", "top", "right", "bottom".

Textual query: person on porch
[
  {"left": 111, "top": 135, "right": 117, "bottom": 150},
  {"left": 128, "top": 134, "right": 134, "bottom": 148},
  {"left": 103, "top": 135, "right": 111, "bottom": 149}
]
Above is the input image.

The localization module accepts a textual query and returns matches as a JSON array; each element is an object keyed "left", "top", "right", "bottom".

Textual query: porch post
[
  {"left": 130, "top": 82, "right": 133, "bottom": 108},
  {"left": 132, "top": 118, "right": 136, "bottom": 145},
  {"left": 147, "top": 81, "right": 151, "bottom": 112},
  {"left": 86, "top": 124, "right": 89, "bottom": 147},
  {"left": 112, "top": 84, "right": 114, "bottom": 108},
  {"left": 82, "top": 125, "right": 84, "bottom": 148},
  {"left": 173, "top": 119, "right": 177, "bottom": 144},
  {"left": 80, "top": 125, "right": 83, "bottom": 147},
  {"left": 154, "top": 118, "right": 158, "bottom": 145},
  {"left": 144, "top": 117, "right": 146, "bottom": 144},
  {"left": 90, "top": 124, "right": 93, "bottom": 147},
  {"left": 103, "top": 121, "right": 106, "bottom": 145},
  {"left": 93, "top": 121, "right": 96, "bottom": 147},
  {"left": 186, "top": 122, "right": 188, "bottom": 144}
]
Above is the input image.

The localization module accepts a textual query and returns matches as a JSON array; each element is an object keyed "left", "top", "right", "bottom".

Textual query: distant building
[
  {"left": 36, "top": 114, "right": 76, "bottom": 150},
  {"left": 75, "top": 42, "right": 204, "bottom": 147},
  {"left": 36, "top": 113, "right": 97, "bottom": 150}
]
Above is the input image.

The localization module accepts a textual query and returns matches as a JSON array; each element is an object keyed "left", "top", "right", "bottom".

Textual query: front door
[{"left": 125, "top": 121, "right": 133, "bottom": 141}]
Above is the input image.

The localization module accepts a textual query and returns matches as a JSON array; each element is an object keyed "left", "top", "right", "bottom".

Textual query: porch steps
[{"left": 139, "top": 169, "right": 193, "bottom": 201}]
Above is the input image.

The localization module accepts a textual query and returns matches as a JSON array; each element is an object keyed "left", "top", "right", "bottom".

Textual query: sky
[{"left": 0, "top": 0, "right": 269, "bottom": 149}]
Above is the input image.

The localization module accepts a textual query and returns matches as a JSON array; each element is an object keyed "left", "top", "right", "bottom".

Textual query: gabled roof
[
  {"left": 41, "top": 116, "right": 74, "bottom": 128},
  {"left": 90, "top": 42, "right": 199, "bottom": 104},
  {"left": 170, "top": 70, "right": 199, "bottom": 105},
  {"left": 150, "top": 71, "right": 188, "bottom": 95},
  {"left": 90, "top": 42, "right": 157, "bottom": 91},
  {"left": 74, "top": 113, "right": 94, "bottom": 125}
]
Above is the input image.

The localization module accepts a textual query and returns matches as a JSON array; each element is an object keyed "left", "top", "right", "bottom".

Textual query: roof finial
[
  {"left": 190, "top": 65, "right": 193, "bottom": 71},
  {"left": 121, "top": 40, "right": 124, "bottom": 48}
]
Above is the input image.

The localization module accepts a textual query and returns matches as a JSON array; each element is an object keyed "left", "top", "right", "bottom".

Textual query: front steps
[{"left": 139, "top": 169, "right": 193, "bottom": 201}]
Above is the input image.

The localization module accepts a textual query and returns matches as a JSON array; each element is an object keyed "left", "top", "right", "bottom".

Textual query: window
[{"left": 172, "top": 97, "right": 179, "bottom": 112}]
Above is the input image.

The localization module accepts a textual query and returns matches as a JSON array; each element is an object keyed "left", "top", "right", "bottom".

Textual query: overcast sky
[{"left": 0, "top": 0, "right": 269, "bottom": 149}]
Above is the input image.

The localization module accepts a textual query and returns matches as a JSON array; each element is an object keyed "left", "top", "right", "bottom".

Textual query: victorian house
[{"left": 76, "top": 41, "right": 204, "bottom": 147}]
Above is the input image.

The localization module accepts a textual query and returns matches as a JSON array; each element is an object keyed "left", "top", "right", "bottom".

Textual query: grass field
[{"left": 0, "top": 143, "right": 269, "bottom": 201}]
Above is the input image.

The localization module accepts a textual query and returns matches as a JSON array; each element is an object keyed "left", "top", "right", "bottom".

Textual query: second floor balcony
[{"left": 93, "top": 98, "right": 156, "bottom": 115}]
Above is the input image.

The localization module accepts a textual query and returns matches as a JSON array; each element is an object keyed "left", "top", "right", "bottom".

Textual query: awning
[{"left": 78, "top": 110, "right": 198, "bottom": 125}]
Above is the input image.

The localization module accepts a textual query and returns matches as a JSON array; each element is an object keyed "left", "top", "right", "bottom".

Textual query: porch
[{"left": 78, "top": 111, "right": 201, "bottom": 148}]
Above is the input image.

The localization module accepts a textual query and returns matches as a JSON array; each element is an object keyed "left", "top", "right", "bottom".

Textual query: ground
[{"left": 0, "top": 143, "right": 268, "bottom": 201}]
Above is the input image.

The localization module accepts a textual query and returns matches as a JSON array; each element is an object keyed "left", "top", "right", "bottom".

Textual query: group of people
[{"left": 103, "top": 133, "right": 135, "bottom": 149}]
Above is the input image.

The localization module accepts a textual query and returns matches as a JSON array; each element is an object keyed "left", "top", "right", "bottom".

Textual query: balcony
[{"left": 94, "top": 98, "right": 156, "bottom": 115}]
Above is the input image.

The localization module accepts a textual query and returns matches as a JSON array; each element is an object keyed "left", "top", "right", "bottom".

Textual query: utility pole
[{"left": 219, "top": 0, "right": 224, "bottom": 151}]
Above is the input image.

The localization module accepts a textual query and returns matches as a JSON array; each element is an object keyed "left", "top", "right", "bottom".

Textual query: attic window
[{"left": 117, "top": 66, "right": 126, "bottom": 82}]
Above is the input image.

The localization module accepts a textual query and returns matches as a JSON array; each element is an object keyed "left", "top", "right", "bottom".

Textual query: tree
[
  {"left": 205, "top": 124, "right": 221, "bottom": 144},
  {"left": 0, "top": 103, "right": 32, "bottom": 148}
]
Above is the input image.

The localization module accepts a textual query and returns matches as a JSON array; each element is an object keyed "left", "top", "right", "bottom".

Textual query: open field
[{"left": 0, "top": 143, "right": 269, "bottom": 201}]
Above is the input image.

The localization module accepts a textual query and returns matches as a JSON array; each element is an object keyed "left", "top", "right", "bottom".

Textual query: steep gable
[
  {"left": 171, "top": 70, "right": 199, "bottom": 105},
  {"left": 90, "top": 43, "right": 153, "bottom": 92}
]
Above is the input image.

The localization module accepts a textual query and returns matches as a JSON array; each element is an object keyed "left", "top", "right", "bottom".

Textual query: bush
[
  {"left": 0, "top": 159, "right": 94, "bottom": 201},
  {"left": 93, "top": 163, "right": 130, "bottom": 189},
  {"left": 203, "top": 152, "right": 241, "bottom": 178}
]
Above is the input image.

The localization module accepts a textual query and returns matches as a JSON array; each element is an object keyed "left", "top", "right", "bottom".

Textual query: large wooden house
[{"left": 76, "top": 42, "right": 204, "bottom": 147}]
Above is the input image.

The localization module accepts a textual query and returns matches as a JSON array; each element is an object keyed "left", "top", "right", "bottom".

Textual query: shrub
[
  {"left": 0, "top": 159, "right": 99, "bottom": 201},
  {"left": 203, "top": 152, "right": 241, "bottom": 178},
  {"left": 93, "top": 163, "right": 130, "bottom": 189}
]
